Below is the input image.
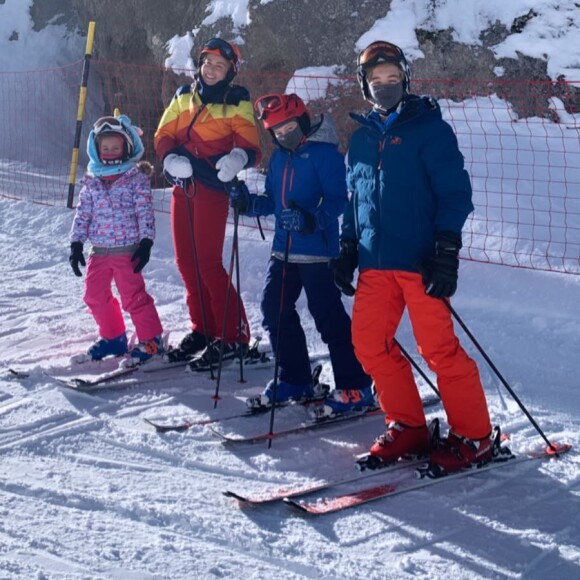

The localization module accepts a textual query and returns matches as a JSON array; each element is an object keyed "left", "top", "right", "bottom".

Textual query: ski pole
[
  {"left": 444, "top": 300, "right": 559, "bottom": 454},
  {"left": 233, "top": 206, "right": 245, "bottom": 384},
  {"left": 212, "top": 202, "right": 241, "bottom": 408},
  {"left": 266, "top": 230, "right": 291, "bottom": 449},
  {"left": 230, "top": 178, "right": 246, "bottom": 384},
  {"left": 394, "top": 338, "right": 440, "bottom": 399},
  {"left": 183, "top": 180, "right": 214, "bottom": 380}
]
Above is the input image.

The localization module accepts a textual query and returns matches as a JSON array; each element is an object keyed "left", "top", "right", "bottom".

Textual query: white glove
[
  {"left": 163, "top": 154, "right": 193, "bottom": 179},
  {"left": 216, "top": 148, "right": 248, "bottom": 182}
]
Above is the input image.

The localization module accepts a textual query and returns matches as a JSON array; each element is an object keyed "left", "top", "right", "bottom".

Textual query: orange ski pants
[{"left": 352, "top": 270, "right": 491, "bottom": 439}]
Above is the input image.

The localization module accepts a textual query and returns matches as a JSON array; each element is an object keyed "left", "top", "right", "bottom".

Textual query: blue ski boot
[
  {"left": 246, "top": 365, "right": 329, "bottom": 410},
  {"left": 313, "top": 383, "right": 377, "bottom": 419},
  {"left": 127, "top": 335, "right": 166, "bottom": 365},
  {"left": 86, "top": 333, "right": 128, "bottom": 361}
]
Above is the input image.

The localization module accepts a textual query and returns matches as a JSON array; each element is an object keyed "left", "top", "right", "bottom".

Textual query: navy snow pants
[{"left": 261, "top": 257, "right": 371, "bottom": 389}]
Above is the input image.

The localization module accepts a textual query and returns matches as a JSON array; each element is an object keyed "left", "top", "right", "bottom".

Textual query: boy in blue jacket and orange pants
[{"left": 330, "top": 41, "right": 493, "bottom": 475}]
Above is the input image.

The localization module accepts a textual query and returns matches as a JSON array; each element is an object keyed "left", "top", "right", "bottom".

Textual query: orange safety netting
[{"left": 0, "top": 59, "right": 579, "bottom": 274}]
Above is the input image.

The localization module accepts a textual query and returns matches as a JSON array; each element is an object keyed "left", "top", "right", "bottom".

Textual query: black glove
[
  {"left": 69, "top": 242, "right": 85, "bottom": 277},
  {"left": 131, "top": 238, "right": 153, "bottom": 274},
  {"left": 279, "top": 201, "right": 315, "bottom": 234},
  {"left": 329, "top": 239, "right": 358, "bottom": 296},
  {"left": 229, "top": 179, "right": 251, "bottom": 214},
  {"left": 418, "top": 231, "right": 461, "bottom": 299}
]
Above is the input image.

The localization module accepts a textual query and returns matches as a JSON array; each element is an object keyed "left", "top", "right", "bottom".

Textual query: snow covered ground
[
  {"left": 0, "top": 196, "right": 579, "bottom": 579},
  {"left": 1, "top": 0, "right": 580, "bottom": 578}
]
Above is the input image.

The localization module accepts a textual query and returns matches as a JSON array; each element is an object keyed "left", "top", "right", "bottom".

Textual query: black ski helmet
[{"left": 198, "top": 38, "right": 241, "bottom": 85}]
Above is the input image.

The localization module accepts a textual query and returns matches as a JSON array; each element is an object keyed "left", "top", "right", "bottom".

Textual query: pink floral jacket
[{"left": 71, "top": 164, "right": 155, "bottom": 247}]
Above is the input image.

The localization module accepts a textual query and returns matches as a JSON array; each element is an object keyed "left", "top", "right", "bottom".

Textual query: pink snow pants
[{"left": 84, "top": 253, "right": 163, "bottom": 342}]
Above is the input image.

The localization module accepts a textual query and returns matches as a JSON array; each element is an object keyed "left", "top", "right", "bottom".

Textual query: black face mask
[
  {"left": 370, "top": 81, "right": 404, "bottom": 112},
  {"left": 275, "top": 125, "right": 304, "bottom": 151}
]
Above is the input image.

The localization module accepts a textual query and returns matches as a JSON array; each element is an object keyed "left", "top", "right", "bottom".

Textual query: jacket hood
[
  {"left": 86, "top": 114, "right": 145, "bottom": 178},
  {"left": 306, "top": 113, "right": 340, "bottom": 146}
]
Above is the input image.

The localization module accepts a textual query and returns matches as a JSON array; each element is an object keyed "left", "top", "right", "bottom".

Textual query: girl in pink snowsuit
[{"left": 69, "top": 115, "right": 164, "bottom": 363}]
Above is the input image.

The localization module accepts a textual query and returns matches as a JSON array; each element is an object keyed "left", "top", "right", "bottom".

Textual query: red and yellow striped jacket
[{"left": 154, "top": 83, "right": 261, "bottom": 190}]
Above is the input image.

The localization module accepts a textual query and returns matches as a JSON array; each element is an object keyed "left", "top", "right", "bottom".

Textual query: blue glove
[
  {"left": 279, "top": 203, "right": 315, "bottom": 234},
  {"left": 229, "top": 180, "right": 251, "bottom": 214}
]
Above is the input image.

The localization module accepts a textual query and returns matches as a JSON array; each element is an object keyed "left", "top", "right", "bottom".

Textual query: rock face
[
  {"left": 24, "top": 0, "right": 574, "bottom": 168},
  {"left": 29, "top": 0, "right": 551, "bottom": 82}
]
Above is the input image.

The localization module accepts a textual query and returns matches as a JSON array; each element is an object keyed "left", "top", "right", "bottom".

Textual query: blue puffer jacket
[
  {"left": 246, "top": 114, "right": 347, "bottom": 260},
  {"left": 342, "top": 95, "right": 473, "bottom": 272}
]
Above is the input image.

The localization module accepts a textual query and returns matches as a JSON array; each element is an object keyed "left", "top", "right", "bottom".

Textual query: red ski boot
[
  {"left": 427, "top": 430, "right": 493, "bottom": 477},
  {"left": 368, "top": 421, "right": 432, "bottom": 465}
]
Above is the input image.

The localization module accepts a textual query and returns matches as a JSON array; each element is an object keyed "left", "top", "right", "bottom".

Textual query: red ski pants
[
  {"left": 171, "top": 182, "right": 249, "bottom": 344},
  {"left": 352, "top": 270, "right": 491, "bottom": 439}
]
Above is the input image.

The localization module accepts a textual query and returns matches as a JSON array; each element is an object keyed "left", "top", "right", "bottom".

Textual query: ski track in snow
[{"left": 1, "top": 198, "right": 580, "bottom": 578}]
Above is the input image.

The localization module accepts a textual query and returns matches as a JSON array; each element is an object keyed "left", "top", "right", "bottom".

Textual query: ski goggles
[
  {"left": 93, "top": 117, "right": 134, "bottom": 147},
  {"left": 357, "top": 41, "right": 405, "bottom": 68},
  {"left": 201, "top": 38, "right": 239, "bottom": 65},
  {"left": 254, "top": 94, "right": 285, "bottom": 120}
]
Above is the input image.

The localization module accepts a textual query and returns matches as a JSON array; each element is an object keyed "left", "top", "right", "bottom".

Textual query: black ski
[
  {"left": 144, "top": 365, "right": 329, "bottom": 432},
  {"left": 212, "top": 396, "right": 440, "bottom": 445},
  {"left": 7, "top": 368, "right": 30, "bottom": 379}
]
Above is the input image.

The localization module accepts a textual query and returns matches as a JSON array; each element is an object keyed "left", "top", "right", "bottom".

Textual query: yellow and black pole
[{"left": 67, "top": 21, "right": 96, "bottom": 209}]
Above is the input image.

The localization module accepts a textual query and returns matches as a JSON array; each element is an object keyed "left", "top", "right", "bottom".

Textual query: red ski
[
  {"left": 223, "top": 416, "right": 441, "bottom": 503},
  {"left": 284, "top": 442, "right": 572, "bottom": 515},
  {"left": 223, "top": 455, "right": 428, "bottom": 505}
]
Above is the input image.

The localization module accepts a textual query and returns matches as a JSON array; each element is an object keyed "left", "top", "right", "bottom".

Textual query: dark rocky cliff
[
  {"left": 30, "top": 0, "right": 550, "bottom": 82},
  {"left": 23, "top": 0, "right": 576, "bottom": 172}
]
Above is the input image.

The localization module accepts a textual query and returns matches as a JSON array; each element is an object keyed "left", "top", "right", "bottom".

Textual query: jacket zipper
[{"left": 376, "top": 137, "right": 385, "bottom": 267}]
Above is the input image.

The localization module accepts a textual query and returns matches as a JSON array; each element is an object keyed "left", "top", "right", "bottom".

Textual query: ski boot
[
  {"left": 245, "top": 365, "right": 329, "bottom": 411},
  {"left": 70, "top": 333, "right": 129, "bottom": 364},
  {"left": 125, "top": 335, "right": 166, "bottom": 366},
  {"left": 421, "top": 426, "right": 498, "bottom": 478},
  {"left": 165, "top": 330, "right": 210, "bottom": 363},
  {"left": 187, "top": 340, "right": 249, "bottom": 372},
  {"left": 312, "top": 383, "right": 378, "bottom": 420},
  {"left": 356, "top": 419, "right": 439, "bottom": 471}
]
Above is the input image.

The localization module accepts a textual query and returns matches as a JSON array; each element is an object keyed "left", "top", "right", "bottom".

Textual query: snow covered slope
[{"left": 0, "top": 198, "right": 579, "bottom": 579}]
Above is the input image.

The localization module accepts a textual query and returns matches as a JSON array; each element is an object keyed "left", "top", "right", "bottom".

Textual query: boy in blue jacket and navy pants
[{"left": 231, "top": 93, "right": 372, "bottom": 409}]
